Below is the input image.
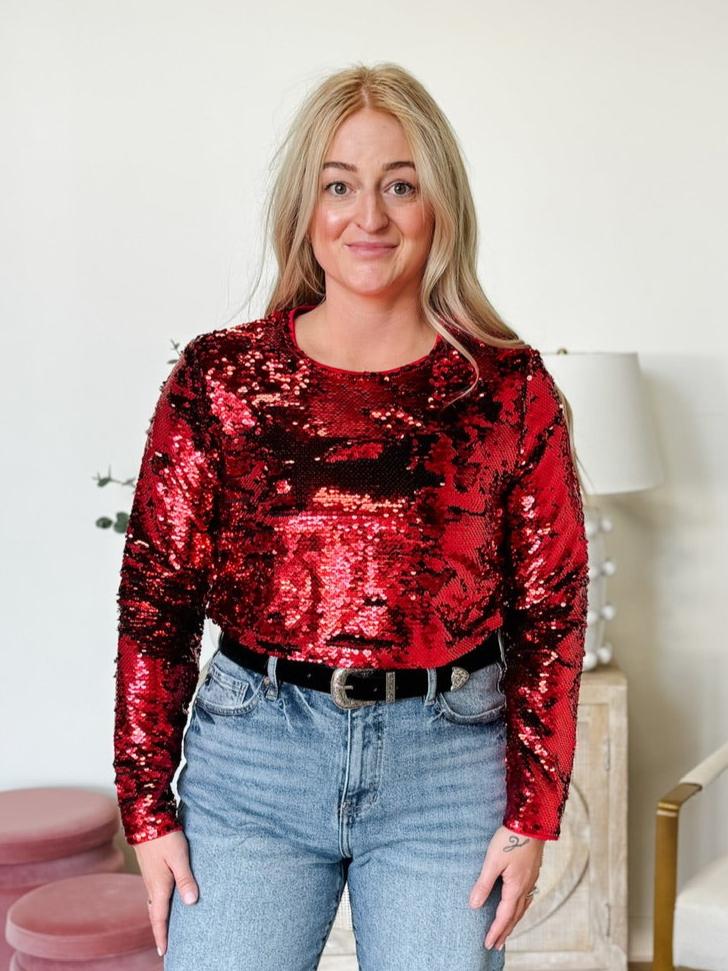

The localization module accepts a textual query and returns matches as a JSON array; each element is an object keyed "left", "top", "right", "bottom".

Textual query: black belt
[{"left": 217, "top": 628, "right": 503, "bottom": 710}]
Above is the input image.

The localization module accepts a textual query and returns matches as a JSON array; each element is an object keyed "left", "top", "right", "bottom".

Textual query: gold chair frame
[{"left": 652, "top": 739, "right": 728, "bottom": 971}]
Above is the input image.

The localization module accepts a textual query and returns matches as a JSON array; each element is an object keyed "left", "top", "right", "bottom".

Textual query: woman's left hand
[{"left": 468, "top": 825, "right": 545, "bottom": 952}]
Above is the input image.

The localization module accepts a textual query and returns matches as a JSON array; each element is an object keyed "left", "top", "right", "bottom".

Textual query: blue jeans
[{"left": 165, "top": 644, "right": 508, "bottom": 971}]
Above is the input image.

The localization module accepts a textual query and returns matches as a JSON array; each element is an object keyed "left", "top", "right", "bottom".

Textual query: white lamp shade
[{"left": 542, "top": 351, "right": 664, "bottom": 496}]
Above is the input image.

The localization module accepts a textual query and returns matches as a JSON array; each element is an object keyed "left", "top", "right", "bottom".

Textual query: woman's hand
[
  {"left": 469, "top": 825, "right": 545, "bottom": 952},
  {"left": 133, "top": 829, "right": 199, "bottom": 957}
]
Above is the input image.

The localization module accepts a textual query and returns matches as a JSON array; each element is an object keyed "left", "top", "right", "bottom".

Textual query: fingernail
[
  {"left": 157, "top": 946, "right": 163, "bottom": 956},
  {"left": 498, "top": 944, "right": 504, "bottom": 951},
  {"left": 183, "top": 891, "right": 196, "bottom": 904}
]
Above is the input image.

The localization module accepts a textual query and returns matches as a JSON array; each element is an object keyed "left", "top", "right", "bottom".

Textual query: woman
[{"left": 113, "top": 62, "right": 589, "bottom": 970}]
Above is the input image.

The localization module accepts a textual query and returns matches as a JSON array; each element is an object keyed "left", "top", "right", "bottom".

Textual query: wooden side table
[
  {"left": 497, "top": 662, "right": 628, "bottom": 970},
  {"left": 324, "top": 663, "right": 629, "bottom": 970}
]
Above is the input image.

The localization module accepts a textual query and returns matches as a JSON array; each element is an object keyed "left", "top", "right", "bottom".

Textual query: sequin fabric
[{"left": 113, "top": 302, "right": 589, "bottom": 845}]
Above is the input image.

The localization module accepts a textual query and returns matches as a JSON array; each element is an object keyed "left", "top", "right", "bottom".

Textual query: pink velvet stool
[
  {"left": 0, "top": 789, "right": 126, "bottom": 970},
  {"left": 6, "top": 873, "right": 161, "bottom": 969}
]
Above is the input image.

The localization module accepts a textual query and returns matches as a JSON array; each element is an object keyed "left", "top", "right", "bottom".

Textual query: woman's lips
[{"left": 346, "top": 243, "right": 397, "bottom": 256}]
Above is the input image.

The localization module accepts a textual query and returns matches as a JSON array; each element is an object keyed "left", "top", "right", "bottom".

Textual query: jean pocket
[
  {"left": 434, "top": 660, "right": 506, "bottom": 724},
  {"left": 194, "top": 650, "right": 265, "bottom": 716}
]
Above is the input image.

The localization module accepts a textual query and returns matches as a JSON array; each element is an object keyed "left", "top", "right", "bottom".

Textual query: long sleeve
[
  {"left": 499, "top": 347, "right": 590, "bottom": 841},
  {"left": 113, "top": 337, "right": 221, "bottom": 845}
]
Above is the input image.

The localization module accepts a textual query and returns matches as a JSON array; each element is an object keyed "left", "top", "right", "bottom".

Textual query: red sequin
[{"left": 114, "top": 303, "right": 589, "bottom": 845}]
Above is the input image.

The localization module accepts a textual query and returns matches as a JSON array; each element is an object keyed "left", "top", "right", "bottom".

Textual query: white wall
[{"left": 1, "top": 0, "right": 726, "bottom": 960}]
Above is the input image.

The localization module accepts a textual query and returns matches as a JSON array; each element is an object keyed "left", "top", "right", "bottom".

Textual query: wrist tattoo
[{"left": 503, "top": 834, "right": 530, "bottom": 852}]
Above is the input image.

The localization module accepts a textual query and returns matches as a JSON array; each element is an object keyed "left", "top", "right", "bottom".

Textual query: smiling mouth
[{"left": 346, "top": 243, "right": 397, "bottom": 253}]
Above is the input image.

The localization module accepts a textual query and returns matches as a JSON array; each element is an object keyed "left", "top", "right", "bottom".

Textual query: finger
[
  {"left": 483, "top": 891, "right": 519, "bottom": 950},
  {"left": 148, "top": 892, "right": 172, "bottom": 957},
  {"left": 468, "top": 872, "right": 495, "bottom": 908},
  {"left": 489, "top": 895, "right": 528, "bottom": 951},
  {"left": 175, "top": 871, "right": 199, "bottom": 905},
  {"left": 170, "top": 858, "right": 199, "bottom": 906}
]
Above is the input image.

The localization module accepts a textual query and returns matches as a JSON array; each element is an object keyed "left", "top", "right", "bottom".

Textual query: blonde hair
[{"left": 230, "top": 61, "right": 584, "bottom": 493}]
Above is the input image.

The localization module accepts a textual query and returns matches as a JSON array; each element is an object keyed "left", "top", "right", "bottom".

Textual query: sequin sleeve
[
  {"left": 499, "top": 348, "right": 590, "bottom": 841},
  {"left": 113, "top": 337, "right": 220, "bottom": 845}
]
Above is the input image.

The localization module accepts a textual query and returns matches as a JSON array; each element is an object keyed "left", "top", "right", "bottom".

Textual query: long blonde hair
[{"left": 228, "top": 61, "right": 584, "bottom": 494}]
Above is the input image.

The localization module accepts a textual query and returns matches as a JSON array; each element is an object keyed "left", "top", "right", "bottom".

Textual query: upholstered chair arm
[{"left": 652, "top": 739, "right": 728, "bottom": 971}]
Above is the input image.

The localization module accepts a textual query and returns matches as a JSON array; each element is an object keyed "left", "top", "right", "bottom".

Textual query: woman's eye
[
  {"left": 390, "top": 181, "right": 417, "bottom": 197},
  {"left": 323, "top": 181, "right": 349, "bottom": 196}
]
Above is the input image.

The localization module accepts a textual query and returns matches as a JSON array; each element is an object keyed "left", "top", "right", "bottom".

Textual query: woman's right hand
[{"left": 133, "top": 829, "right": 199, "bottom": 958}]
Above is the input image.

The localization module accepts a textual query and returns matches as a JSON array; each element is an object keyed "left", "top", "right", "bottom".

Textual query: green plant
[{"left": 95, "top": 340, "right": 182, "bottom": 534}]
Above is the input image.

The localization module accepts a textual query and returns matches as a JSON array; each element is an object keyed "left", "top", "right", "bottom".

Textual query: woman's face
[{"left": 307, "top": 108, "right": 435, "bottom": 300}]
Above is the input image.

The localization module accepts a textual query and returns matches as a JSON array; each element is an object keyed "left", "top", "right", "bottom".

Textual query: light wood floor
[
  {"left": 318, "top": 957, "right": 654, "bottom": 969},
  {"left": 319, "top": 927, "right": 655, "bottom": 969}
]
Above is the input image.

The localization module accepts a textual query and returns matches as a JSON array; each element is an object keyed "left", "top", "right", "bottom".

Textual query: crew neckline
[{"left": 284, "top": 303, "right": 443, "bottom": 376}]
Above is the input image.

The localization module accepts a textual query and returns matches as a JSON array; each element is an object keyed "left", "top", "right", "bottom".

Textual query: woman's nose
[{"left": 354, "top": 190, "right": 390, "bottom": 232}]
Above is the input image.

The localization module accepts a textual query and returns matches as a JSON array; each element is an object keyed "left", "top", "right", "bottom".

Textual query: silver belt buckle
[
  {"left": 450, "top": 665, "right": 470, "bottom": 690},
  {"left": 330, "top": 667, "right": 397, "bottom": 709}
]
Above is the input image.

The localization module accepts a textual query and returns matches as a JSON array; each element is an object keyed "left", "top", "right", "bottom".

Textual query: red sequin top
[{"left": 114, "top": 303, "right": 590, "bottom": 845}]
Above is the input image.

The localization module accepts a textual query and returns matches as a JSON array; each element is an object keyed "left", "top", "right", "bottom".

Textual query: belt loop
[
  {"left": 424, "top": 666, "right": 438, "bottom": 706},
  {"left": 497, "top": 628, "right": 507, "bottom": 666},
  {"left": 265, "top": 654, "right": 279, "bottom": 698}
]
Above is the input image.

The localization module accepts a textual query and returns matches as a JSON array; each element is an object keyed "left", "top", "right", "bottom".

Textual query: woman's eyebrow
[{"left": 321, "top": 160, "right": 416, "bottom": 172}]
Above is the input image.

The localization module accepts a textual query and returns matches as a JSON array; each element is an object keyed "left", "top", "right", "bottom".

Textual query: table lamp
[{"left": 542, "top": 351, "right": 664, "bottom": 669}]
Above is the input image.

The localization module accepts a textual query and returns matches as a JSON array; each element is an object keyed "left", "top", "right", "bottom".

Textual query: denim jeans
[{"left": 165, "top": 644, "right": 508, "bottom": 971}]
